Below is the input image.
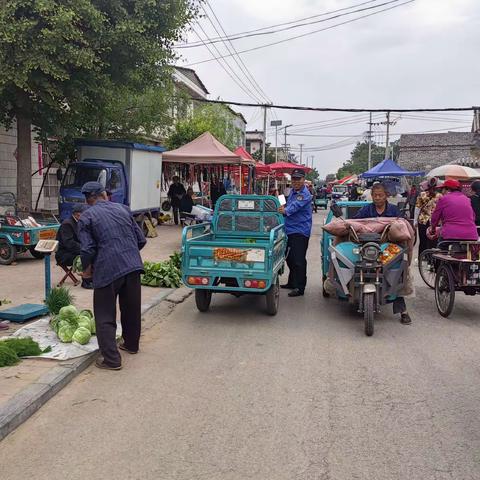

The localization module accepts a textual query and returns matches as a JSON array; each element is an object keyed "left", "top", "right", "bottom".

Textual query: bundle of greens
[
  {"left": 50, "top": 306, "right": 96, "bottom": 344},
  {"left": 0, "top": 337, "right": 51, "bottom": 368},
  {"left": 73, "top": 256, "right": 83, "bottom": 273},
  {"left": 45, "top": 287, "right": 75, "bottom": 315},
  {"left": 141, "top": 254, "right": 182, "bottom": 288}
]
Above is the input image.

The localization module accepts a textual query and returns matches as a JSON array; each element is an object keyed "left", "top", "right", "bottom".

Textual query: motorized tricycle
[
  {"left": 321, "top": 201, "right": 409, "bottom": 336},
  {"left": 181, "top": 195, "right": 286, "bottom": 315},
  {"left": 0, "top": 192, "right": 59, "bottom": 265}
]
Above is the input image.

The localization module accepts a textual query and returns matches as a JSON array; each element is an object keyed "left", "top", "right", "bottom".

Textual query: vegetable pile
[
  {"left": 0, "top": 337, "right": 51, "bottom": 368},
  {"left": 50, "top": 306, "right": 96, "bottom": 345},
  {"left": 45, "top": 287, "right": 75, "bottom": 315},
  {"left": 141, "top": 252, "right": 182, "bottom": 288}
]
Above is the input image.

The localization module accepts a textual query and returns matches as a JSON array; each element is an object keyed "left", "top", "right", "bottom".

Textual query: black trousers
[
  {"left": 418, "top": 222, "right": 437, "bottom": 255},
  {"left": 172, "top": 205, "right": 180, "bottom": 225},
  {"left": 93, "top": 271, "right": 142, "bottom": 367},
  {"left": 286, "top": 234, "right": 310, "bottom": 293}
]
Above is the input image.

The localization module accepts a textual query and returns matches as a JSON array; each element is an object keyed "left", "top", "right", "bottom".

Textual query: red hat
[{"left": 439, "top": 178, "right": 461, "bottom": 190}]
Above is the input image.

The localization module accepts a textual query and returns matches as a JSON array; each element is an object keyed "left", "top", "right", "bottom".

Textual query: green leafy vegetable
[
  {"left": 58, "top": 305, "right": 79, "bottom": 323},
  {"left": 141, "top": 258, "right": 182, "bottom": 288},
  {"left": 1, "top": 337, "right": 51, "bottom": 356},
  {"left": 0, "top": 344, "right": 19, "bottom": 367},
  {"left": 72, "top": 327, "right": 91, "bottom": 345},
  {"left": 79, "top": 309, "right": 93, "bottom": 320},
  {"left": 58, "top": 324, "right": 76, "bottom": 343},
  {"left": 73, "top": 256, "right": 83, "bottom": 273},
  {"left": 45, "top": 287, "right": 75, "bottom": 315},
  {"left": 77, "top": 316, "right": 92, "bottom": 332}
]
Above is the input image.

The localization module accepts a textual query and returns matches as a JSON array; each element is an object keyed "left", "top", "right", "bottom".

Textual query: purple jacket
[{"left": 431, "top": 191, "right": 478, "bottom": 240}]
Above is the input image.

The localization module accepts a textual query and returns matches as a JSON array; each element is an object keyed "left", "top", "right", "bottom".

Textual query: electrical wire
[
  {"left": 184, "top": 0, "right": 415, "bottom": 67},
  {"left": 178, "top": 0, "right": 403, "bottom": 48}
]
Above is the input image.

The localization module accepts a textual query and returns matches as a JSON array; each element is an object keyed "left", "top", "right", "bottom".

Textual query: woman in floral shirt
[{"left": 414, "top": 177, "right": 442, "bottom": 254}]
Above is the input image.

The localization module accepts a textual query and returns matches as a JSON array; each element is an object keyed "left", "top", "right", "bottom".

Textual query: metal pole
[
  {"left": 275, "top": 125, "right": 278, "bottom": 162},
  {"left": 262, "top": 105, "right": 267, "bottom": 164},
  {"left": 284, "top": 127, "right": 288, "bottom": 160},
  {"left": 299, "top": 144, "right": 304, "bottom": 165},
  {"left": 44, "top": 254, "right": 51, "bottom": 300},
  {"left": 368, "top": 112, "right": 372, "bottom": 170},
  {"left": 385, "top": 111, "right": 391, "bottom": 159}
]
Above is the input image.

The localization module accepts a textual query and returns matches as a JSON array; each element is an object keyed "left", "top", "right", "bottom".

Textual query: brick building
[{"left": 398, "top": 132, "right": 480, "bottom": 170}]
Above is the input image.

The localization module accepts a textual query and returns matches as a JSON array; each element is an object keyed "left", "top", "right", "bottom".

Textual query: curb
[{"left": 0, "top": 285, "right": 192, "bottom": 442}]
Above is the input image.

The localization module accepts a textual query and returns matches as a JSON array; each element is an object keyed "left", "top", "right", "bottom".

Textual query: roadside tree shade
[
  {"left": 361, "top": 158, "right": 424, "bottom": 178},
  {"left": 163, "top": 132, "right": 254, "bottom": 165}
]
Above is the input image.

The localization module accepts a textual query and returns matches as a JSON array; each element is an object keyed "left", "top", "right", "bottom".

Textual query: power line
[
  {"left": 191, "top": 25, "right": 263, "bottom": 103},
  {"left": 192, "top": 97, "right": 478, "bottom": 113},
  {"left": 184, "top": 0, "right": 415, "bottom": 66},
  {"left": 202, "top": 2, "right": 272, "bottom": 104},
  {"left": 177, "top": 0, "right": 380, "bottom": 47},
  {"left": 178, "top": 0, "right": 403, "bottom": 48}
]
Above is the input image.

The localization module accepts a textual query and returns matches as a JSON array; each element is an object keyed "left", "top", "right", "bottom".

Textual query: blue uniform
[
  {"left": 354, "top": 202, "right": 401, "bottom": 219},
  {"left": 285, "top": 185, "right": 313, "bottom": 237}
]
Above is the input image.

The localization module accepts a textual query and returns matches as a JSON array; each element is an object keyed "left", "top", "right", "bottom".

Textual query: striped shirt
[{"left": 78, "top": 201, "right": 146, "bottom": 288}]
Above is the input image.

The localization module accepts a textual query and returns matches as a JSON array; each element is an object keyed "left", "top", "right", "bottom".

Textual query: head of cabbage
[
  {"left": 58, "top": 324, "right": 76, "bottom": 343},
  {"left": 77, "top": 315, "right": 92, "bottom": 333},
  {"left": 72, "top": 327, "right": 91, "bottom": 345},
  {"left": 58, "top": 305, "right": 79, "bottom": 324}
]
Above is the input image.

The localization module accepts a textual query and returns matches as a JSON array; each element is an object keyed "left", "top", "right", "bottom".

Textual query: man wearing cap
[
  {"left": 55, "top": 204, "right": 92, "bottom": 289},
  {"left": 278, "top": 169, "right": 312, "bottom": 297},
  {"left": 78, "top": 181, "right": 146, "bottom": 370}
]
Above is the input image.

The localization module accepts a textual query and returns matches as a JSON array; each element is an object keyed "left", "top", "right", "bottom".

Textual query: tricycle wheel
[
  {"left": 195, "top": 289, "right": 212, "bottom": 312},
  {"left": 29, "top": 246, "right": 45, "bottom": 259},
  {"left": 265, "top": 277, "right": 279, "bottom": 316},
  {"left": 418, "top": 249, "right": 437, "bottom": 289},
  {"left": 435, "top": 264, "right": 455, "bottom": 317},
  {"left": 363, "top": 293, "right": 374, "bottom": 337},
  {"left": 0, "top": 240, "right": 16, "bottom": 265},
  {"left": 322, "top": 277, "right": 330, "bottom": 298}
]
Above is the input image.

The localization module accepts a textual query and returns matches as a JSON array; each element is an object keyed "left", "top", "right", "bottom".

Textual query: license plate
[{"left": 39, "top": 229, "right": 56, "bottom": 240}]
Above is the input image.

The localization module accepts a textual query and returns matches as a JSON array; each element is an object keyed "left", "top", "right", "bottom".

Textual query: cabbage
[
  {"left": 50, "top": 315, "right": 61, "bottom": 334},
  {"left": 72, "top": 327, "right": 91, "bottom": 345},
  {"left": 89, "top": 317, "right": 96, "bottom": 335},
  {"left": 77, "top": 315, "right": 92, "bottom": 332},
  {"left": 58, "top": 324, "right": 76, "bottom": 343},
  {"left": 79, "top": 309, "right": 93, "bottom": 320},
  {"left": 58, "top": 305, "right": 78, "bottom": 323}
]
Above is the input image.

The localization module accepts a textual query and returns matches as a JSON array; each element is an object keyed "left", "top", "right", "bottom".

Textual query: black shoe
[
  {"left": 119, "top": 343, "right": 138, "bottom": 354},
  {"left": 288, "top": 289, "right": 304, "bottom": 297},
  {"left": 280, "top": 284, "right": 294, "bottom": 289},
  {"left": 400, "top": 313, "right": 412, "bottom": 325},
  {"left": 81, "top": 279, "right": 93, "bottom": 290},
  {"left": 95, "top": 358, "right": 122, "bottom": 370}
]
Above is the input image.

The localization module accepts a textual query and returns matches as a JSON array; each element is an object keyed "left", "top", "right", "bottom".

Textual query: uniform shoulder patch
[{"left": 297, "top": 195, "right": 303, "bottom": 201}]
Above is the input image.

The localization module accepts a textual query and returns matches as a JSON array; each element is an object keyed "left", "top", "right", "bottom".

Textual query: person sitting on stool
[
  {"left": 55, "top": 204, "right": 92, "bottom": 289},
  {"left": 278, "top": 169, "right": 312, "bottom": 297}
]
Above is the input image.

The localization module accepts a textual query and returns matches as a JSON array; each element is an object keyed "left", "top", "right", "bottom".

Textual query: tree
[
  {"left": 337, "top": 141, "right": 385, "bottom": 179},
  {"left": 252, "top": 142, "right": 276, "bottom": 164},
  {"left": 166, "top": 103, "right": 242, "bottom": 151},
  {"left": 0, "top": 0, "right": 198, "bottom": 211},
  {"left": 306, "top": 168, "right": 319, "bottom": 182}
]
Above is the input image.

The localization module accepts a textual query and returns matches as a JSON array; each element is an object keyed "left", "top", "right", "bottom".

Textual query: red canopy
[
  {"left": 234, "top": 146, "right": 254, "bottom": 161},
  {"left": 163, "top": 132, "right": 254, "bottom": 165},
  {"left": 268, "top": 162, "right": 312, "bottom": 174}
]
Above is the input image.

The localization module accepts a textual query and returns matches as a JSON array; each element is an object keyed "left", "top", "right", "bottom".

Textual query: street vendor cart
[
  {"left": 181, "top": 195, "right": 286, "bottom": 315},
  {"left": 0, "top": 192, "right": 59, "bottom": 265}
]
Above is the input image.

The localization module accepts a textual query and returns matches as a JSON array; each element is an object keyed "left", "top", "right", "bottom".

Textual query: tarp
[
  {"left": 163, "top": 132, "right": 254, "bottom": 165},
  {"left": 268, "top": 162, "right": 312, "bottom": 174},
  {"left": 234, "top": 146, "right": 254, "bottom": 161},
  {"left": 337, "top": 174, "right": 358, "bottom": 185},
  {"left": 361, "top": 158, "right": 424, "bottom": 178}
]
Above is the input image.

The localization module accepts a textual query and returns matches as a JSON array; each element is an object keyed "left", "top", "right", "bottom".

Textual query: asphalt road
[{"left": 2, "top": 212, "right": 480, "bottom": 480}]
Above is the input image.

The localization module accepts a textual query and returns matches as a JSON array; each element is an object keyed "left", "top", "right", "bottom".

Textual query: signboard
[{"left": 270, "top": 120, "right": 282, "bottom": 127}]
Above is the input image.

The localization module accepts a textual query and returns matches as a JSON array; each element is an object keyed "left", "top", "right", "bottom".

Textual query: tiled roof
[
  {"left": 174, "top": 67, "right": 209, "bottom": 94},
  {"left": 399, "top": 132, "right": 476, "bottom": 148}
]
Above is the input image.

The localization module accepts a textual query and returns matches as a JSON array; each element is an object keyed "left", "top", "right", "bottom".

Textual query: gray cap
[
  {"left": 72, "top": 204, "right": 88, "bottom": 214},
  {"left": 81, "top": 181, "right": 105, "bottom": 195}
]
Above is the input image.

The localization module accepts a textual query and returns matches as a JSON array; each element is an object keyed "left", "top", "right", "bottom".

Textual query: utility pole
[
  {"left": 270, "top": 120, "right": 282, "bottom": 162},
  {"left": 299, "top": 144, "right": 304, "bottom": 165},
  {"left": 367, "top": 112, "right": 373, "bottom": 170},
  {"left": 262, "top": 105, "right": 268, "bottom": 164},
  {"left": 385, "top": 111, "right": 391, "bottom": 160},
  {"left": 282, "top": 124, "right": 293, "bottom": 162}
]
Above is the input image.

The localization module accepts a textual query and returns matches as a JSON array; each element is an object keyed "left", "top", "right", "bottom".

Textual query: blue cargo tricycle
[
  {"left": 321, "top": 201, "right": 408, "bottom": 336},
  {"left": 0, "top": 192, "right": 60, "bottom": 265},
  {"left": 181, "top": 195, "right": 287, "bottom": 315}
]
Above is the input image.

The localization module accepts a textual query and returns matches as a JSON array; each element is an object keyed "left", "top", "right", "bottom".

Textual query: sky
[{"left": 176, "top": 0, "right": 480, "bottom": 178}]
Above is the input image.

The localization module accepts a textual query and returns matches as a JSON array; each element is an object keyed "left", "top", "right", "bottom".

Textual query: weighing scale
[{"left": 0, "top": 239, "right": 58, "bottom": 323}]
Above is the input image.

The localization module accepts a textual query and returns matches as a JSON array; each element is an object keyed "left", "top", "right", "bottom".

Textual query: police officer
[{"left": 278, "top": 169, "right": 312, "bottom": 297}]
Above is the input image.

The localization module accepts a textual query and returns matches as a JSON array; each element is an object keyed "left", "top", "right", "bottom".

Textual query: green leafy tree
[
  {"left": 166, "top": 103, "right": 242, "bottom": 151},
  {"left": 306, "top": 168, "right": 319, "bottom": 182},
  {"left": 0, "top": 0, "right": 198, "bottom": 211},
  {"left": 252, "top": 142, "right": 276, "bottom": 164}
]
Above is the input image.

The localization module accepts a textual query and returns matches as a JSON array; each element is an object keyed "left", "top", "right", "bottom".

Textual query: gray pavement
[{"left": 2, "top": 212, "right": 480, "bottom": 480}]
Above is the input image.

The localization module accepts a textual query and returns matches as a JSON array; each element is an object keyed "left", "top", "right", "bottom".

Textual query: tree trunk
[{"left": 16, "top": 114, "right": 32, "bottom": 213}]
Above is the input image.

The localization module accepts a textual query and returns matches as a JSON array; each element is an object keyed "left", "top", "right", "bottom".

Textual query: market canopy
[
  {"left": 163, "top": 132, "right": 254, "bottom": 165},
  {"left": 233, "top": 146, "right": 254, "bottom": 161},
  {"left": 268, "top": 162, "right": 312, "bottom": 174},
  {"left": 361, "top": 158, "right": 424, "bottom": 178}
]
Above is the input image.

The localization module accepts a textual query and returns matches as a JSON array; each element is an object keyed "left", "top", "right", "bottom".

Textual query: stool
[{"left": 57, "top": 264, "right": 80, "bottom": 286}]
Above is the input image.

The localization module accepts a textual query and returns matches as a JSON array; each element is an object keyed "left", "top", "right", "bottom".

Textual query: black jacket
[
  {"left": 55, "top": 217, "right": 81, "bottom": 266},
  {"left": 180, "top": 194, "right": 194, "bottom": 213},
  {"left": 471, "top": 194, "right": 480, "bottom": 226},
  {"left": 168, "top": 183, "right": 186, "bottom": 207}
]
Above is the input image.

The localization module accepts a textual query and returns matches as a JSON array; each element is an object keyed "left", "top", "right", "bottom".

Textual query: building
[
  {"left": 398, "top": 132, "right": 480, "bottom": 170},
  {"left": 226, "top": 106, "right": 247, "bottom": 147},
  {"left": 246, "top": 130, "right": 264, "bottom": 156},
  {"left": 173, "top": 67, "right": 209, "bottom": 101}
]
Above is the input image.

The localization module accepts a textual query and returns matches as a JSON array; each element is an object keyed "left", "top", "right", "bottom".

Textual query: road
[{"left": 2, "top": 212, "right": 480, "bottom": 480}]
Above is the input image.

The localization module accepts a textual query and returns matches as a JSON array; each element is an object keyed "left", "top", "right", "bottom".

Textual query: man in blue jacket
[
  {"left": 78, "top": 182, "right": 147, "bottom": 370},
  {"left": 278, "top": 169, "right": 312, "bottom": 297}
]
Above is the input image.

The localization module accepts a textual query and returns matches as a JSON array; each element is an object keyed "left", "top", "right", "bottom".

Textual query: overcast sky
[{"left": 177, "top": 0, "right": 479, "bottom": 177}]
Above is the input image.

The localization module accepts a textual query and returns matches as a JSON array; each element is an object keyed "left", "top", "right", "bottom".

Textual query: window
[
  {"left": 63, "top": 165, "right": 107, "bottom": 189},
  {"left": 44, "top": 172, "right": 60, "bottom": 198}
]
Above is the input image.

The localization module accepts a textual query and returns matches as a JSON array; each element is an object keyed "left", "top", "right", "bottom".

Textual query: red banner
[{"left": 37, "top": 144, "right": 43, "bottom": 176}]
